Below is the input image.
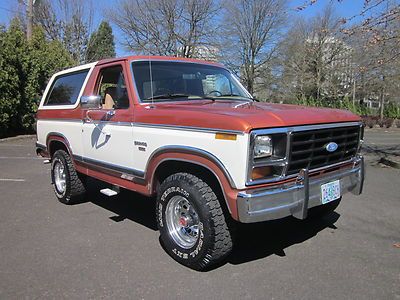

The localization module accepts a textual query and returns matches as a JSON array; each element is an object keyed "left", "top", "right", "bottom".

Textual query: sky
[{"left": 0, "top": 0, "right": 370, "bottom": 56}]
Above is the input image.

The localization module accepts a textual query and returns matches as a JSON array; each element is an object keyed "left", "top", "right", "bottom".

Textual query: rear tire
[
  {"left": 156, "top": 172, "right": 233, "bottom": 270},
  {"left": 51, "top": 149, "right": 86, "bottom": 205}
]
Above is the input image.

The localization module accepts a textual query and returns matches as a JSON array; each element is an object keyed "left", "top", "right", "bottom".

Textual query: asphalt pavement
[{"left": 0, "top": 133, "right": 399, "bottom": 299}]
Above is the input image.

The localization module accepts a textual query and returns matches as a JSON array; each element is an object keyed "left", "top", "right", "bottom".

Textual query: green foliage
[
  {"left": 86, "top": 21, "right": 116, "bottom": 63},
  {"left": 383, "top": 101, "right": 400, "bottom": 119},
  {"left": 293, "top": 96, "right": 372, "bottom": 116},
  {"left": 63, "top": 14, "right": 89, "bottom": 64},
  {"left": 0, "top": 20, "right": 73, "bottom": 138}
]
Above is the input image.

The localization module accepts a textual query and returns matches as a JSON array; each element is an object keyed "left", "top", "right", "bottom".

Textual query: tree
[
  {"left": 277, "top": 7, "right": 351, "bottom": 102},
  {"left": 220, "top": 0, "right": 287, "bottom": 95},
  {"left": 0, "top": 19, "right": 73, "bottom": 138},
  {"left": 33, "top": 0, "right": 93, "bottom": 64},
  {"left": 108, "top": 0, "right": 219, "bottom": 57},
  {"left": 347, "top": 1, "right": 400, "bottom": 118},
  {"left": 293, "top": 0, "right": 400, "bottom": 114},
  {"left": 86, "top": 21, "right": 116, "bottom": 62}
]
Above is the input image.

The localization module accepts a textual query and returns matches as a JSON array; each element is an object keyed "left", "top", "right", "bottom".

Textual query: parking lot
[{"left": 0, "top": 130, "right": 399, "bottom": 299}]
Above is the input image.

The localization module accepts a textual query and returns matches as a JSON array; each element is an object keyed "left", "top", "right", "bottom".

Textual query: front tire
[
  {"left": 156, "top": 173, "right": 233, "bottom": 270},
  {"left": 51, "top": 149, "right": 86, "bottom": 204}
]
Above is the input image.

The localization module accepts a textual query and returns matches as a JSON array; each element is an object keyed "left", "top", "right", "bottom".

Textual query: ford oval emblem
[{"left": 326, "top": 142, "right": 338, "bottom": 152}]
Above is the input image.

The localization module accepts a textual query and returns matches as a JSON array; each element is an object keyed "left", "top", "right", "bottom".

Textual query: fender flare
[
  {"left": 145, "top": 146, "right": 239, "bottom": 219},
  {"left": 46, "top": 132, "right": 74, "bottom": 158}
]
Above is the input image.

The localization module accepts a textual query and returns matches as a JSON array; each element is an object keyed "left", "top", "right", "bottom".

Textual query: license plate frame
[{"left": 321, "top": 180, "right": 341, "bottom": 204}]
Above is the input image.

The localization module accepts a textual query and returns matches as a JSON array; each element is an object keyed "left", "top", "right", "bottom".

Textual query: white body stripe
[
  {"left": 132, "top": 126, "right": 249, "bottom": 188},
  {"left": 37, "top": 120, "right": 83, "bottom": 155},
  {"left": 82, "top": 122, "right": 135, "bottom": 170},
  {"left": 36, "top": 119, "right": 249, "bottom": 189}
]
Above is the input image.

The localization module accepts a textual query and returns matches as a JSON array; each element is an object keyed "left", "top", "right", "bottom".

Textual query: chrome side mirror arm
[{"left": 81, "top": 95, "right": 102, "bottom": 109}]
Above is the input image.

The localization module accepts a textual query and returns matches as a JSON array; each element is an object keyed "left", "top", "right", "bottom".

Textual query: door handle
[
  {"left": 85, "top": 110, "right": 93, "bottom": 123},
  {"left": 106, "top": 110, "right": 115, "bottom": 118},
  {"left": 84, "top": 110, "right": 112, "bottom": 137}
]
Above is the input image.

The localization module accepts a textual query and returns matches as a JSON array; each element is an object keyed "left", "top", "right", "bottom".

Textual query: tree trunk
[
  {"left": 379, "top": 87, "right": 385, "bottom": 120},
  {"left": 27, "top": 0, "right": 33, "bottom": 41}
]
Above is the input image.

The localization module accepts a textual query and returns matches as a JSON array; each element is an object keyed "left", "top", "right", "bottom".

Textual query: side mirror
[{"left": 81, "top": 95, "right": 102, "bottom": 109}]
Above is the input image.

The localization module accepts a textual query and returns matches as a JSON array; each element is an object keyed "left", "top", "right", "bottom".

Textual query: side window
[
  {"left": 45, "top": 70, "right": 89, "bottom": 106},
  {"left": 97, "top": 66, "right": 129, "bottom": 109}
]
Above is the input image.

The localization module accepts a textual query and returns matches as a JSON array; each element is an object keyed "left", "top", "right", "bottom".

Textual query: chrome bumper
[{"left": 237, "top": 156, "right": 364, "bottom": 223}]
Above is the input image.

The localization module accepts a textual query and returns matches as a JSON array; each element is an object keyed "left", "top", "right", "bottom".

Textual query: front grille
[{"left": 287, "top": 126, "right": 360, "bottom": 175}]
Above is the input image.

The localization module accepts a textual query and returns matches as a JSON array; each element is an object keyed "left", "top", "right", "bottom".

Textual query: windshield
[{"left": 131, "top": 61, "right": 252, "bottom": 102}]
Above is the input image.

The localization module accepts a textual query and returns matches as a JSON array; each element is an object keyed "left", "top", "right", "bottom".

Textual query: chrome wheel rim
[
  {"left": 53, "top": 160, "right": 66, "bottom": 194},
  {"left": 165, "top": 195, "right": 200, "bottom": 249}
]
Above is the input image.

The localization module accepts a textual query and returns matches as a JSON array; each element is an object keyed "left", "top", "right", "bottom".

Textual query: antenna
[
  {"left": 149, "top": 55, "right": 154, "bottom": 105},
  {"left": 145, "top": 14, "right": 154, "bottom": 105}
]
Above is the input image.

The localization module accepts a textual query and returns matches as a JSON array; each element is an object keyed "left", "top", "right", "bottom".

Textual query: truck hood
[{"left": 135, "top": 100, "right": 360, "bottom": 133}]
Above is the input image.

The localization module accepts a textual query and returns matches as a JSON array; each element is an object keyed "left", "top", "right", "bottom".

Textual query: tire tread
[
  {"left": 52, "top": 150, "right": 86, "bottom": 204},
  {"left": 160, "top": 172, "right": 233, "bottom": 270}
]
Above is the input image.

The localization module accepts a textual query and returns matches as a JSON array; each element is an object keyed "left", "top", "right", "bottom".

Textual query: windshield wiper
[
  {"left": 219, "top": 94, "right": 259, "bottom": 102},
  {"left": 144, "top": 93, "right": 192, "bottom": 101},
  {"left": 143, "top": 93, "right": 258, "bottom": 102},
  {"left": 145, "top": 93, "right": 219, "bottom": 102}
]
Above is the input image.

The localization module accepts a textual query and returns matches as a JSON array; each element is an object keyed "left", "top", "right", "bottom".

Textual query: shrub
[
  {"left": 362, "top": 116, "right": 377, "bottom": 128},
  {"left": 384, "top": 102, "right": 400, "bottom": 119},
  {"left": 0, "top": 20, "right": 73, "bottom": 138},
  {"left": 384, "top": 118, "right": 394, "bottom": 128},
  {"left": 377, "top": 117, "right": 394, "bottom": 128}
]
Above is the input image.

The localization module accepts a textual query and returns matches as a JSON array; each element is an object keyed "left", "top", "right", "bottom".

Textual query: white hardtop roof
[{"left": 53, "top": 61, "right": 98, "bottom": 77}]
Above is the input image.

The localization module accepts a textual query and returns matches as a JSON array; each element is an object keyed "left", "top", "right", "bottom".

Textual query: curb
[
  {"left": 0, "top": 135, "right": 36, "bottom": 143},
  {"left": 379, "top": 157, "right": 400, "bottom": 169}
]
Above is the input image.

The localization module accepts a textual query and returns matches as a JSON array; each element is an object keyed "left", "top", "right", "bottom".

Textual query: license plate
[{"left": 321, "top": 180, "right": 341, "bottom": 204}]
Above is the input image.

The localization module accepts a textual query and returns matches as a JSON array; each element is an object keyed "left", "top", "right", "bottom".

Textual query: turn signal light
[
  {"left": 251, "top": 166, "right": 272, "bottom": 180},
  {"left": 215, "top": 133, "right": 237, "bottom": 140}
]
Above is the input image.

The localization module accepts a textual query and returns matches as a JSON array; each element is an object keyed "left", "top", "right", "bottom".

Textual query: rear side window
[{"left": 44, "top": 70, "right": 89, "bottom": 106}]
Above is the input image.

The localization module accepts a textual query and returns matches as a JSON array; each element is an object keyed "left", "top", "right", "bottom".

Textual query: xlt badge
[{"left": 134, "top": 141, "right": 147, "bottom": 152}]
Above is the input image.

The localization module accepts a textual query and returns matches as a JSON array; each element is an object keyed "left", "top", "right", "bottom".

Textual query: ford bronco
[{"left": 36, "top": 56, "right": 364, "bottom": 270}]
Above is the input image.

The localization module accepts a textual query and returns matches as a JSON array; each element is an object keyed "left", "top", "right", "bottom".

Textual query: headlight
[{"left": 254, "top": 135, "right": 272, "bottom": 158}]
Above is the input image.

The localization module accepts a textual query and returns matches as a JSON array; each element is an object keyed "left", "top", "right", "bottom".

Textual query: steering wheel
[
  {"left": 154, "top": 87, "right": 171, "bottom": 96},
  {"left": 206, "top": 90, "right": 222, "bottom": 97}
]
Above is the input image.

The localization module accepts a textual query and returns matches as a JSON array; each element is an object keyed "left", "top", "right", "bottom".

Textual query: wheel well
[
  {"left": 153, "top": 160, "right": 230, "bottom": 215},
  {"left": 48, "top": 140, "right": 68, "bottom": 158}
]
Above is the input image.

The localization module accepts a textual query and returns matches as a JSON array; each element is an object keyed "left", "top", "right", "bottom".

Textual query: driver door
[{"left": 81, "top": 64, "right": 135, "bottom": 177}]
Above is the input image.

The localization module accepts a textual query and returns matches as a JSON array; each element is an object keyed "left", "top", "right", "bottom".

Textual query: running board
[{"left": 100, "top": 186, "right": 120, "bottom": 197}]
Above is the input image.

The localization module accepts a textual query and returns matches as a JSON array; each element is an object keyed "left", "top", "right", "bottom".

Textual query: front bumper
[{"left": 237, "top": 156, "right": 364, "bottom": 223}]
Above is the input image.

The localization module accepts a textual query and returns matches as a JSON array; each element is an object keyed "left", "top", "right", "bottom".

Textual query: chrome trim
[
  {"left": 246, "top": 122, "right": 363, "bottom": 186},
  {"left": 81, "top": 95, "right": 102, "bottom": 109},
  {"left": 38, "top": 118, "right": 244, "bottom": 134},
  {"left": 72, "top": 145, "right": 237, "bottom": 191},
  {"left": 83, "top": 120, "right": 132, "bottom": 127},
  {"left": 133, "top": 122, "right": 244, "bottom": 135},
  {"left": 292, "top": 168, "right": 309, "bottom": 220},
  {"left": 165, "top": 195, "right": 200, "bottom": 249},
  {"left": 39, "top": 118, "right": 83, "bottom": 123},
  {"left": 237, "top": 156, "right": 364, "bottom": 223},
  {"left": 146, "top": 145, "right": 237, "bottom": 189},
  {"left": 252, "top": 121, "right": 362, "bottom": 135},
  {"left": 73, "top": 155, "right": 145, "bottom": 178},
  {"left": 151, "top": 157, "right": 232, "bottom": 214}
]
